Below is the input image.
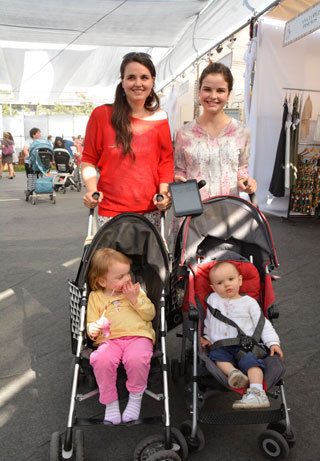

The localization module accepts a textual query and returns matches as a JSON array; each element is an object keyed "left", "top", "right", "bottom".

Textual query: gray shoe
[
  {"left": 232, "top": 388, "right": 270, "bottom": 410},
  {"left": 228, "top": 369, "right": 249, "bottom": 389}
]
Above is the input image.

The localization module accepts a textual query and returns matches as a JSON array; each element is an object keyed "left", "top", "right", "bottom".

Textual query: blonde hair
[
  {"left": 209, "top": 261, "right": 240, "bottom": 283},
  {"left": 88, "top": 248, "right": 132, "bottom": 291}
]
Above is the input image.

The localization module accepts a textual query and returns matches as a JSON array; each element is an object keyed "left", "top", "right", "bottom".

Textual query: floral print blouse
[{"left": 174, "top": 118, "right": 251, "bottom": 199}]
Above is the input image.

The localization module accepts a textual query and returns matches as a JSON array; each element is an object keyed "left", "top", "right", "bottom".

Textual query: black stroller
[
  {"left": 171, "top": 195, "right": 295, "bottom": 460},
  {"left": 25, "top": 143, "right": 56, "bottom": 205},
  {"left": 53, "top": 148, "right": 82, "bottom": 193},
  {"left": 50, "top": 209, "right": 188, "bottom": 461}
]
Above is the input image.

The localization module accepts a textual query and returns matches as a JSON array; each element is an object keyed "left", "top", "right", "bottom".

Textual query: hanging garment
[
  {"left": 291, "top": 152, "right": 319, "bottom": 214},
  {"left": 284, "top": 98, "right": 292, "bottom": 189},
  {"left": 289, "top": 95, "right": 300, "bottom": 187},
  {"left": 269, "top": 99, "right": 288, "bottom": 197},
  {"left": 314, "top": 113, "right": 320, "bottom": 142},
  {"left": 300, "top": 95, "right": 313, "bottom": 139}
]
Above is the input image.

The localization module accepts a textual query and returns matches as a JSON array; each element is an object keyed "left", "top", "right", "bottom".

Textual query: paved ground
[{"left": 1, "top": 172, "right": 320, "bottom": 460}]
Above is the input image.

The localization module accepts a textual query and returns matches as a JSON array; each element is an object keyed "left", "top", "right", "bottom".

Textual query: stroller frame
[
  {"left": 51, "top": 209, "right": 188, "bottom": 461},
  {"left": 173, "top": 195, "right": 295, "bottom": 459}
]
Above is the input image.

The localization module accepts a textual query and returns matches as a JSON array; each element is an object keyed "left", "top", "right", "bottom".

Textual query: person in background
[
  {"left": 47, "top": 135, "right": 53, "bottom": 146},
  {"left": 73, "top": 135, "right": 83, "bottom": 167},
  {"left": 53, "top": 136, "right": 75, "bottom": 158},
  {"left": 81, "top": 52, "right": 174, "bottom": 230},
  {"left": 0, "top": 132, "right": 16, "bottom": 179},
  {"left": 23, "top": 127, "right": 42, "bottom": 177},
  {"left": 87, "top": 248, "right": 155, "bottom": 424}
]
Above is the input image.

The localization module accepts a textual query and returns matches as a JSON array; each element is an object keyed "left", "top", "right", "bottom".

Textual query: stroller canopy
[
  {"left": 77, "top": 213, "right": 169, "bottom": 305},
  {"left": 178, "top": 196, "right": 278, "bottom": 269},
  {"left": 29, "top": 139, "right": 53, "bottom": 175}
]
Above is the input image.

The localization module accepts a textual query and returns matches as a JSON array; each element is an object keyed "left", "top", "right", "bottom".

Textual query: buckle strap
[{"left": 205, "top": 299, "right": 266, "bottom": 354}]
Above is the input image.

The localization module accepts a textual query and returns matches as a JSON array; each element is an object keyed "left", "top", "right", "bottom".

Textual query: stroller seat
[{"left": 190, "top": 255, "right": 285, "bottom": 394}]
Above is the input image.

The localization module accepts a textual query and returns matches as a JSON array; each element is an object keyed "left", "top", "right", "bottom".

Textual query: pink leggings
[{"left": 89, "top": 336, "right": 154, "bottom": 404}]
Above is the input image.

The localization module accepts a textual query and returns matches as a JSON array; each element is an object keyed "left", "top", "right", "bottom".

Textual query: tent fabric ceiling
[{"left": 0, "top": 0, "right": 283, "bottom": 103}]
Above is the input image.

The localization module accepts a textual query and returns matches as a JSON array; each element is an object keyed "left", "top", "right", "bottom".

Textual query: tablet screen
[{"left": 169, "top": 180, "right": 204, "bottom": 217}]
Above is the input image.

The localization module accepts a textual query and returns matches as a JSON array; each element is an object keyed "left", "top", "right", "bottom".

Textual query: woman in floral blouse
[{"left": 174, "top": 62, "right": 257, "bottom": 199}]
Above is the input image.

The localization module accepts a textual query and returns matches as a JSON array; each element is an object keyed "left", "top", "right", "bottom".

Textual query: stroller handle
[
  {"left": 89, "top": 192, "right": 100, "bottom": 216},
  {"left": 243, "top": 180, "right": 258, "bottom": 207}
]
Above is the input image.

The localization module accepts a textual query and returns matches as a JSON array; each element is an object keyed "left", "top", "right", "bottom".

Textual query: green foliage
[
  {"left": 1, "top": 103, "right": 19, "bottom": 116},
  {"left": 1, "top": 101, "right": 94, "bottom": 116}
]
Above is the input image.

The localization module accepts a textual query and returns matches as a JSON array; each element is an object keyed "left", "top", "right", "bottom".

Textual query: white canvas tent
[{"left": 0, "top": 0, "right": 279, "bottom": 104}]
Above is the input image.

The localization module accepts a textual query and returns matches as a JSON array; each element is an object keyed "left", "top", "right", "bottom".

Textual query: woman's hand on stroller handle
[
  {"left": 83, "top": 190, "right": 103, "bottom": 209},
  {"left": 153, "top": 184, "right": 171, "bottom": 211}
]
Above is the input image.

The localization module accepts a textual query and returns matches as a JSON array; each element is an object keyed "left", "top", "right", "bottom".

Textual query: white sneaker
[
  {"left": 228, "top": 369, "right": 249, "bottom": 389},
  {"left": 232, "top": 388, "right": 270, "bottom": 410}
]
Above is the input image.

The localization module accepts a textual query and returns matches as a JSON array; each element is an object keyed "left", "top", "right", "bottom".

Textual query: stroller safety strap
[{"left": 205, "top": 302, "right": 267, "bottom": 361}]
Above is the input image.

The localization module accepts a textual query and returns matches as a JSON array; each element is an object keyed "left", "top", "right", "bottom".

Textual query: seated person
[
  {"left": 87, "top": 248, "right": 155, "bottom": 424},
  {"left": 200, "top": 261, "right": 283, "bottom": 410}
]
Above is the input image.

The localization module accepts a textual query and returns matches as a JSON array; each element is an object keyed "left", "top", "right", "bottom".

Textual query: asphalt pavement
[{"left": 0, "top": 171, "right": 319, "bottom": 460}]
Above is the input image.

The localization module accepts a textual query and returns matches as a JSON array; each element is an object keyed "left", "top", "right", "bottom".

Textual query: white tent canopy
[{"left": 0, "top": 0, "right": 278, "bottom": 103}]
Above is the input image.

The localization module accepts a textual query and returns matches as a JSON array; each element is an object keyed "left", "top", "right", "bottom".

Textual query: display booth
[{"left": 248, "top": 16, "right": 320, "bottom": 217}]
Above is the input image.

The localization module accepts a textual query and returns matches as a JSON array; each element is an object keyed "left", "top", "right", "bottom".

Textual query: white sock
[
  {"left": 247, "top": 383, "right": 263, "bottom": 400},
  {"left": 104, "top": 399, "right": 121, "bottom": 424},
  {"left": 122, "top": 392, "right": 143, "bottom": 422}
]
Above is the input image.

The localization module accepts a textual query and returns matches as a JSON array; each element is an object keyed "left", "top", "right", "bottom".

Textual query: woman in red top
[{"left": 81, "top": 52, "right": 174, "bottom": 228}]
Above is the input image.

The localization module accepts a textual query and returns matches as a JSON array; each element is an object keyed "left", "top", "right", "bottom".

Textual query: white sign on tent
[{"left": 284, "top": 1, "right": 320, "bottom": 46}]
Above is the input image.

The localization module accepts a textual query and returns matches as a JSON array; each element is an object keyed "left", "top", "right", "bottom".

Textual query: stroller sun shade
[
  {"left": 179, "top": 196, "right": 278, "bottom": 269},
  {"left": 76, "top": 213, "right": 169, "bottom": 305}
]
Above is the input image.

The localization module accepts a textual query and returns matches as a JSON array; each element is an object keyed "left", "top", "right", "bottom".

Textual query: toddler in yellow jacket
[{"left": 87, "top": 248, "right": 155, "bottom": 424}]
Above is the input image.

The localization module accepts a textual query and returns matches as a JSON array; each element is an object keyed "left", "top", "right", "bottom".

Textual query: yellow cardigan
[{"left": 87, "top": 289, "right": 156, "bottom": 346}]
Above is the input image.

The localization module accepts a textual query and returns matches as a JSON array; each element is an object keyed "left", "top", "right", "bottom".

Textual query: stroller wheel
[
  {"left": 74, "top": 430, "right": 85, "bottom": 461},
  {"left": 147, "top": 449, "right": 181, "bottom": 460},
  {"left": 180, "top": 420, "right": 205, "bottom": 452},
  {"left": 76, "top": 182, "right": 82, "bottom": 192},
  {"left": 134, "top": 428, "right": 188, "bottom": 461},
  {"left": 267, "top": 421, "right": 296, "bottom": 448},
  {"left": 258, "top": 430, "right": 290, "bottom": 460},
  {"left": 50, "top": 432, "right": 62, "bottom": 461},
  {"left": 62, "top": 187, "right": 66, "bottom": 194}
]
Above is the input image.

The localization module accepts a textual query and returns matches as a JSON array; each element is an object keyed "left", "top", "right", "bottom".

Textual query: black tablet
[{"left": 169, "top": 179, "right": 204, "bottom": 217}]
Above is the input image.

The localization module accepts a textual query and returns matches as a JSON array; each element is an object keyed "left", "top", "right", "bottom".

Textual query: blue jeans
[{"left": 209, "top": 345, "right": 266, "bottom": 374}]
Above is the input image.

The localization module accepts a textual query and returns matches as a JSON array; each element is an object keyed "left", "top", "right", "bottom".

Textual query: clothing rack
[
  {"left": 279, "top": 88, "right": 320, "bottom": 223},
  {"left": 299, "top": 142, "right": 320, "bottom": 146},
  {"left": 283, "top": 87, "right": 320, "bottom": 93}
]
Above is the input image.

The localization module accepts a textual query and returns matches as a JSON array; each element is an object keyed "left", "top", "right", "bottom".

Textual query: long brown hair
[{"left": 111, "top": 53, "right": 160, "bottom": 157}]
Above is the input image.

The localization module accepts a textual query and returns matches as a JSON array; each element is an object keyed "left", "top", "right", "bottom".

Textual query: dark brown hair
[
  {"left": 199, "top": 62, "right": 234, "bottom": 93},
  {"left": 88, "top": 248, "right": 132, "bottom": 291},
  {"left": 111, "top": 53, "right": 160, "bottom": 157}
]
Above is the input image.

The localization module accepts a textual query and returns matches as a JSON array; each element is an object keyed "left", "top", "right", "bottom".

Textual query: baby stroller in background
[
  {"left": 171, "top": 195, "right": 295, "bottom": 460},
  {"left": 25, "top": 140, "right": 56, "bottom": 205},
  {"left": 53, "top": 148, "right": 82, "bottom": 194},
  {"left": 50, "top": 207, "right": 188, "bottom": 461}
]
